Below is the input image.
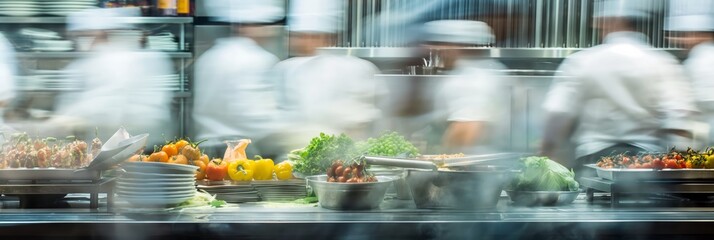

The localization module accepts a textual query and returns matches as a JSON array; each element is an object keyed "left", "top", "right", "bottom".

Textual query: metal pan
[
  {"left": 0, "top": 168, "right": 99, "bottom": 181},
  {"left": 586, "top": 164, "right": 714, "bottom": 181}
]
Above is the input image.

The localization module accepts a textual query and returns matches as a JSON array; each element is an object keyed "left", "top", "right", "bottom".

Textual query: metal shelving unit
[
  {"left": 16, "top": 52, "right": 193, "bottom": 59},
  {"left": 0, "top": 16, "right": 193, "bottom": 24},
  {"left": 5, "top": 16, "right": 194, "bottom": 138}
]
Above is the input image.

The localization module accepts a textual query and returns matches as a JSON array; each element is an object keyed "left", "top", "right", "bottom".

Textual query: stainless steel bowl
[
  {"left": 306, "top": 175, "right": 395, "bottom": 210},
  {"left": 505, "top": 190, "right": 579, "bottom": 206},
  {"left": 369, "top": 167, "right": 412, "bottom": 200},
  {"left": 405, "top": 167, "right": 514, "bottom": 209}
]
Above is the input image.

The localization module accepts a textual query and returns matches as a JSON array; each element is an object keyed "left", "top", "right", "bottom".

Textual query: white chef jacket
[
  {"left": 394, "top": 58, "right": 511, "bottom": 153},
  {"left": 0, "top": 34, "right": 15, "bottom": 103},
  {"left": 56, "top": 43, "right": 174, "bottom": 146},
  {"left": 543, "top": 31, "right": 698, "bottom": 158},
  {"left": 684, "top": 41, "right": 714, "bottom": 144},
  {"left": 193, "top": 37, "right": 281, "bottom": 141},
  {"left": 273, "top": 54, "right": 382, "bottom": 135}
]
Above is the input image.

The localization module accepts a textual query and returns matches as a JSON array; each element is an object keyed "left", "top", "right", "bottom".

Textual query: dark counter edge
[{"left": 1, "top": 220, "right": 714, "bottom": 239}]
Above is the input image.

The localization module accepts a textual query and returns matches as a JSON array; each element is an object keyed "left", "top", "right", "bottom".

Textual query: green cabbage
[{"left": 511, "top": 156, "right": 579, "bottom": 191}]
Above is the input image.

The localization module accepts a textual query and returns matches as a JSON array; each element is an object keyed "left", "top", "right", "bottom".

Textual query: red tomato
[
  {"left": 675, "top": 155, "right": 683, "bottom": 160},
  {"left": 652, "top": 159, "right": 665, "bottom": 170},
  {"left": 205, "top": 159, "right": 228, "bottom": 181},
  {"left": 641, "top": 163, "right": 653, "bottom": 169},
  {"left": 665, "top": 159, "right": 680, "bottom": 169},
  {"left": 679, "top": 160, "right": 687, "bottom": 169}
]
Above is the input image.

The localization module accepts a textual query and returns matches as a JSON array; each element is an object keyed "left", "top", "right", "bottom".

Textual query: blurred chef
[
  {"left": 0, "top": 33, "right": 16, "bottom": 126},
  {"left": 413, "top": 20, "right": 510, "bottom": 154},
  {"left": 192, "top": 0, "right": 285, "bottom": 157},
  {"left": 52, "top": 7, "right": 175, "bottom": 146},
  {"left": 541, "top": 0, "right": 698, "bottom": 173},
  {"left": 274, "top": 0, "right": 382, "bottom": 139},
  {"left": 665, "top": 0, "right": 714, "bottom": 145}
]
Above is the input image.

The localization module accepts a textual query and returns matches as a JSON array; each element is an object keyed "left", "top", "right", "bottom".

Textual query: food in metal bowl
[{"left": 306, "top": 175, "right": 395, "bottom": 210}]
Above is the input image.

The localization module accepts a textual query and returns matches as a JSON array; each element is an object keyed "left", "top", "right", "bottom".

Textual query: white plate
[
  {"left": 122, "top": 171, "right": 195, "bottom": 179},
  {"left": 118, "top": 178, "right": 196, "bottom": 185},
  {"left": 117, "top": 180, "right": 195, "bottom": 188},
  {"left": 121, "top": 162, "right": 198, "bottom": 174},
  {"left": 31, "top": 47, "right": 74, "bottom": 52},
  {"left": 0, "top": 11, "right": 37, "bottom": 16},
  {"left": 120, "top": 195, "right": 193, "bottom": 207},
  {"left": 117, "top": 185, "right": 196, "bottom": 192},
  {"left": 117, "top": 189, "right": 196, "bottom": 197}
]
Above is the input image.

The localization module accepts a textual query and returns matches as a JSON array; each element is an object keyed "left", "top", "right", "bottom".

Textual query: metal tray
[
  {"left": 586, "top": 164, "right": 714, "bottom": 181},
  {"left": 0, "top": 168, "right": 100, "bottom": 181}
]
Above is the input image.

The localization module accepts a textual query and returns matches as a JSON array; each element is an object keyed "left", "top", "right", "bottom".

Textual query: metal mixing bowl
[
  {"left": 405, "top": 167, "right": 514, "bottom": 209},
  {"left": 306, "top": 175, "right": 396, "bottom": 210}
]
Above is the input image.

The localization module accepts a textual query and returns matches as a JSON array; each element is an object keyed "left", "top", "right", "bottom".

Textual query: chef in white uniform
[
  {"left": 665, "top": 0, "right": 714, "bottom": 146},
  {"left": 274, "top": 0, "right": 382, "bottom": 140},
  {"left": 541, "top": 0, "right": 698, "bottom": 174},
  {"left": 0, "top": 33, "right": 16, "bottom": 125},
  {"left": 192, "top": 0, "right": 284, "bottom": 157},
  {"left": 52, "top": 7, "right": 175, "bottom": 146},
  {"left": 413, "top": 20, "right": 510, "bottom": 154}
]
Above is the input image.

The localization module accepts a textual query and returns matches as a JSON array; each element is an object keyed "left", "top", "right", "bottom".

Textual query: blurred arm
[{"left": 540, "top": 58, "right": 583, "bottom": 160}]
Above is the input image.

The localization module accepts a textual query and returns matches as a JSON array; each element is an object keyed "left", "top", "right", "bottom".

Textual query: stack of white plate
[
  {"left": 196, "top": 182, "right": 260, "bottom": 203},
  {"left": 117, "top": 162, "right": 198, "bottom": 208},
  {"left": 39, "top": 0, "right": 97, "bottom": 16},
  {"left": 147, "top": 33, "right": 179, "bottom": 52},
  {"left": 146, "top": 74, "right": 182, "bottom": 91},
  {"left": 0, "top": 1, "right": 40, "bottom": 16},
  {"left": 19, "top": 28, "right": 74, "bottom": 52},
  {"left": 18, "top": 70, "right": 82, "bottom": 91},
  {"left": 107, "top": 30, "right": 143, "bottom": 49},
  {"left": 252, "top": 180, "right": 307, "bottom": 201}
]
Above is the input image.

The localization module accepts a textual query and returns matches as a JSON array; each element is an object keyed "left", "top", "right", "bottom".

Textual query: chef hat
[
  {"left": 665, "top": 0, "right": 714, "bottom": 32},
  {"left": 422, "top": 20, "right": 495, "bottom": 45},
  {"left": 67, "top": 7, "right": 140, "bottom": 32},
  {"left": 288, "top": 0, "right": 343, "bottom": 33},
  {"left": 593, "top": 0, "right": 660, "bottom": 19},
  {"left": 206, "top": 0, "right": 285, "bottom": 24}
]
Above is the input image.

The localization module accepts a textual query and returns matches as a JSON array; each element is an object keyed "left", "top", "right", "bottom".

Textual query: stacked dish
[
  {"left": 19, "top": 28, "right": 74, "bottom": 52},
  {"left": 39, "top": 0, "right": 97, "bottom": 16},
  {"left": 147, "top": 32, "right": 179, "bottom": 51},
  {"left": 17, "top": 70, "right": 82, "bottom": 91},
  {"left": 117, "top": 162, "right": 198, "bottom": 208},
  {"left": 252, "top": 180, "right": 307, "bottom": 201},
  {"left": 146, "top": 74, "right": 183, "bottom": 91},
  {"left": 0, "top": 1, "right": 40, "bottom": 16},
  {"left": 196, "top": 182, "right": 259, "bottom": 203}
]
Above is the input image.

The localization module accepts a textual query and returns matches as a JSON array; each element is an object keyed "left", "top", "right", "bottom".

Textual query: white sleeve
[
  {"left": 658, "top": 57, "right": 698, "bottom": 130},
  {"left": 440, "top": 70, "right": 500, "bottom": 122},
  {"left": 542, "top": 58, "right": 584, "bottom": 115},
  {"left": 686, "top": 56, "right": 714, "bottom": 111}
]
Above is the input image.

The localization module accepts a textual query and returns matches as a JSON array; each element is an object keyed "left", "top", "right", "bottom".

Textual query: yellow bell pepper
[
  {"left": 252, "top": 156, "right": 275, "bottom": 180},
  {"left": 273, "top": 162, "right": 293, "bottom": 180},
  {"left": 227, "top": 159, "right": 255, "bottom": 181}
]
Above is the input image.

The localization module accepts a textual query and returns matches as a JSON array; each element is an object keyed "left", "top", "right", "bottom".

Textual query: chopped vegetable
[
  {"left": 292, "top": 196, "right": 319, "bottom": 204},
  {"left": 510, "top": 156, "right": 579, "bottom": 192},
  {"left": 177, "top": 190, "right": 226, "bottom": 208}
]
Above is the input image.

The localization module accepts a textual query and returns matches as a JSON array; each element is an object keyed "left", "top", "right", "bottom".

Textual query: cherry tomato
[
  {"left": 665, "top": 159, "right": 680, "bottom": 169},
  {"left": 652, "top": 159, "right": 665, "bottom": 170},
  {"left": 148, "top": 151, "right": 169, "bottom": 163},
  {"left": 162, "top": 144, "right": 178, "bottom": 157}
]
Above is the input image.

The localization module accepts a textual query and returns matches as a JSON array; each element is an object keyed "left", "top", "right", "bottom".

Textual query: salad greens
[
  {"left": 510, "top": 156, "right": 579, "bottom": 191},
  {"left": 292, "top": 133, "right": 357, "bottom": 176},
  {"left": 176, "top": 190, "right": 227, "bottom": 208}
]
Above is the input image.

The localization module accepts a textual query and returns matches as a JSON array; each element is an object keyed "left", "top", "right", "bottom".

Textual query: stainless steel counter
[{"left": 2, "top": 194, "right": 714, "bottom": 239}]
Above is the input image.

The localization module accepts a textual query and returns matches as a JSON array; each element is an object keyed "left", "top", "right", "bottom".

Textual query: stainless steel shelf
[
  {"left": 0, "top": 16, "right": 193, "bottom": 24},
  {"left": 319, "top": 47, "right": 689, "bottom": 59},
  {"left": 17, "top": 52, "right": 193, "bottom": 59}
]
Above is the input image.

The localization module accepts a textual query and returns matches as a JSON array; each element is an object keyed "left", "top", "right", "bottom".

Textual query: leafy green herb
[{"left": 293, "top": 133, "right": 357, "bottom": 176}]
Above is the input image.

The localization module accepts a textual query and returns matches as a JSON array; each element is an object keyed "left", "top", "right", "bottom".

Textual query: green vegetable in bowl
[
  {"left": 510, "top": 156, "right": 579, "bottom": 191},
  {"left": 356, "top": 132, "right": 420, "bottom": 157},
  {"left": 293, "top": 133, "right": 358, "bottom": 176}
]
